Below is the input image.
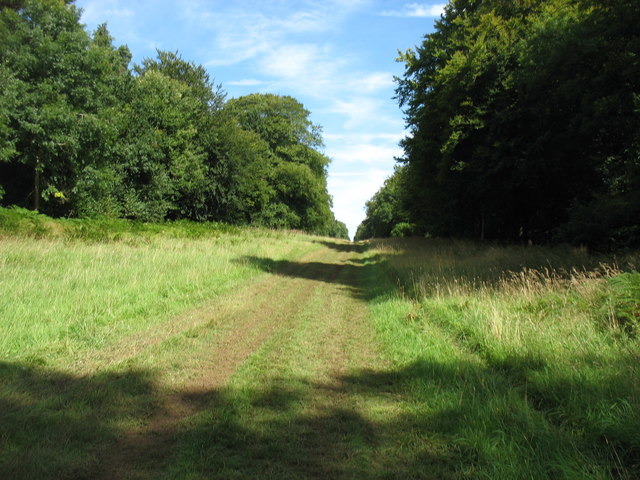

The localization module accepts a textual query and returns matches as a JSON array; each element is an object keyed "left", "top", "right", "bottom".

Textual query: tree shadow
[
  {"left": 170, "top": 368, "right": 460, "bottom": 479},
  {"left": 167, "top": 351, "right": 639, "bottom": 479},
  {"left": 3, "top": 352, "right": 636, "bottom": 479},
  {"left": 0, "top": 360, "right": 161, "bottom": 479},
  {"left": 238, "top": 254, "right": 385, "bottom": 302},
  {"left": 314, "top": 240, "right": 368, "bottom": 254}
]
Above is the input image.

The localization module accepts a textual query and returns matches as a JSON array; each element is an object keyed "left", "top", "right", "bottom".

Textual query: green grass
[
  {"left": 365, "top": 237, "right": 640, "bottom": 479},
  {"left": 0, "top": 207, "right": 318, "bottom": 366},
  {"left": 0, "top": 208, "right": 323, "bottom": 479},
  {"left": 0, "top": 206, "right": 242, "bottom": 242},
  {"left": 2, "top": 208, "right": 639, "bottom": 479}
]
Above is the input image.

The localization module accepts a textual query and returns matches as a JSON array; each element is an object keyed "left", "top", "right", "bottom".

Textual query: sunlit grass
[
  {"left": 0, "top": 212, "right": 318, "bottom": 369},
  {"left": 367, "top": 237, "right": 640, "bottom": 479}
]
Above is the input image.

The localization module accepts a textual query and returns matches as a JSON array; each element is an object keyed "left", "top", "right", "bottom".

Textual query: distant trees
[
  {"left": 223, "top": 94, "right": 335, "bottom": 233},
  {"left": 358, "top": 0, "right": 639, "bottom": 248},
  {"left": 354, "top": 167, "right": 410, "bottom": 241},
  {"left": 0, "top": 0, "right": 347, "bottom": 238}
]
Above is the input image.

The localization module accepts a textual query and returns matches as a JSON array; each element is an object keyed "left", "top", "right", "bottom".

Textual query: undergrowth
[{"left": 0, "top": 206, "right": 241, "bottom": 243}]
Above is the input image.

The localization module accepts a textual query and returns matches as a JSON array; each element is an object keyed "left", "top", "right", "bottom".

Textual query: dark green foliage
[
  {"left": 391, "top": 0, "right": 640, "bottom": 247},
  {"left": 390, "top": 222, "right": 415, "bottom": 238},
  {"left": 355, "top": 167, "right": 409, "bottom": 240},
  {"left": 327, "top": 219, "right": 349, "bottom": 240},
  {"left": 0, "top": 206, "right": 239, "bottom": 242},
  {"left": 603, "top": 272, "right": 640, "bottom": 335},
  {"left": 223, "top": 94, "right": 337, "bottom": 235},
  {"left": 0, "top": 1, "right": 346, "bottom": 234}
]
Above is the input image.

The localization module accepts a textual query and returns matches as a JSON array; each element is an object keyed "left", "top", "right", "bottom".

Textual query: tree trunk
[{"left": 34, "top": 156, "right": 40, "bottom": 212}]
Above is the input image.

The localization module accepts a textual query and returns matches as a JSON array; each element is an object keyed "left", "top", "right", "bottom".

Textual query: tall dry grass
[{"left": 366, "top": 237, "right": 640, "bottom": 478}]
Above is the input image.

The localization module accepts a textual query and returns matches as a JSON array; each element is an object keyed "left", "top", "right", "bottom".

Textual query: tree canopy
[
  {"left": 357, "top": 0, "right": 639, "bottom": 249},
  {"left": 0, "top": 0, "right": 348, "bottom": 238}
]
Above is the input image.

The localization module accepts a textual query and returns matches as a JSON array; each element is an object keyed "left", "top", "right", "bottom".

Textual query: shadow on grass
[
  {"left": 0, "top": 361, "right": 160, "bottom": 479},
  {"left": 169, "top": 353, "right": 639, "bottom": 479},
  {"left": 239, "top": 245, "right": 391, "bottom": 304},
  {"left": 2, "top": 354, "right": 637, "bottom": 479},
  {"left": 238, "top": 238, "right": 401, "bottom": 304},
  {"left": 171, "top": 367, "right": 460, "bottom": 480},
  {"left": 314, "top": 240, "right": 368, "bottom": 254},
  {"left": 240, "top": 255, "right": 374, "bottom": 300}
]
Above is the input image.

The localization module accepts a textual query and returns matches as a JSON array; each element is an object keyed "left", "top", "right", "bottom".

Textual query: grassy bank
[
  {"left": 366, "top": 237, "right": 640, "bottom": 479},
  {"left": 0, "top": 209, "right": 323, "bottom": 478},
  {"left": 0, "top": 206, "right": 241, "bottom": 242}
]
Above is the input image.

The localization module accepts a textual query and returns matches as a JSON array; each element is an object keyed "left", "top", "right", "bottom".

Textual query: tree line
[
  {"left": 0, "top": 0, "right": 349, "bottom": 239},
  {"left": 356, "top": 0, "right": 639, "bottom": 249}
]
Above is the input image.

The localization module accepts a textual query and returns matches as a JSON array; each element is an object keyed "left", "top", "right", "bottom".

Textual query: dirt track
[{"left": 94, "top": 241, "right": 384, "bottom": 479}]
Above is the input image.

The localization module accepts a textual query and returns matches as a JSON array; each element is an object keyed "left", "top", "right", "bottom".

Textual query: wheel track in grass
[
  {"left": 94, "top": 242, "right": 375, "bottom": 480},
  {"left": 74, "top": 246, "right": 326, "bottom": 375}
]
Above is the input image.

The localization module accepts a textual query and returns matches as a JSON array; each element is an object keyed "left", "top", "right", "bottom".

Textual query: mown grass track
[
  {"left": 2, "top": 230, "right": 638, "bottom": 479},
  {"left": 95, "top": 244, "right": 380, "bottom": 479}
]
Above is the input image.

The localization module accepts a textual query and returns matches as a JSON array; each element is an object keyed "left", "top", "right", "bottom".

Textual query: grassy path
[
  {"left": 3, "top": 233, "right": 637, "bottom": 479},
  {"left": 91, "top": 240, "right": 391, "bottom": 479}
]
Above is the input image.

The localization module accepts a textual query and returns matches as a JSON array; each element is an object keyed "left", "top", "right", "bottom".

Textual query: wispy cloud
[
  {"left": 328, "top": 97, "right": 401, "bottom": 130},
  {"left": 226, "top": 79, "right": 266, "bottom": 87},
  {"left": 330, "top": 142, "right": 402, "bottom": 165},
  {"left": 183, "top": 0, "right": 360, "bottom": 67},
  {"left": 325, "top": 132, "right": 405, "bottom": 143},
  {"left": 78, "top": 0, "right": 135, "bottom": 24},
  {"left": 379, "top": 3, "right": 445, "bottom": 18}
]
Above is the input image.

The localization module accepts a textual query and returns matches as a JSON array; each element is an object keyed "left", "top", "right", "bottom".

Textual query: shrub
[
  {"left": 603, "top": 272, "right": 640, "bottom": 334},
  {"left": 390, "top": 222, "right": 416, "bottom": 238}
]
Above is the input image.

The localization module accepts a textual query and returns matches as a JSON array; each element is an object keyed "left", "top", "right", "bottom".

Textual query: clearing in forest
[{"left": 2, "top": 231, "right": 638, "bottom": 479}]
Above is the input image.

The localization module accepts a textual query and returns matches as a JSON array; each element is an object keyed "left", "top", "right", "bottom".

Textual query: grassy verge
[
  {"left": 0, "top": 206, "right": 242, "bottom": 242},
  {"left": 365, "top": 237, "right": 640, "bottom": 479},
  {"left": 0, "top": 207, "right": 317, "bottom": 368},
  {"left": 0, "top": 209, "right": 321, "bottom": 479}
]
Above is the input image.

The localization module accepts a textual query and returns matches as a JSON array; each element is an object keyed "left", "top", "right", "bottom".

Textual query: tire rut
[{"left": 94, "top": 246, "right": 346, "bottom": 480}]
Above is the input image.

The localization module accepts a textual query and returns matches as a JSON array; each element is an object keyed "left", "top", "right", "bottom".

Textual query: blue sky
[{"left": 75, "top": 0, "right": 444, "bottom": 238}]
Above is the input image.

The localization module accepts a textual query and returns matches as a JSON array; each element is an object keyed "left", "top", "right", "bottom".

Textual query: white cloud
[
  {"left": 328, "top": 97, "right": 401, "bottom": 130},
  {"left": 330, "top": 143, "right": 402, "bottom": 165},
  {"left": 226, "top": 79, "right": 266, "bottom": 87},
  {"left": 380, "top": 3, "right": 446, "bottom": 18},
  {"left": 260, "top": 43, "right": 330, "bottom": 81},
  {"left": 328, "top": 168, "right": 393, "bottom": 238},
  {"left": 351, "top": 72, "right": 395, "bottom": 92},
  {"left": 78, "top": 1, "right": 135, "bottom": 25},
  {"left": 183, "top": 0, "right": 361, "bottom": 67},
  {"left": 324, "top": 132, "right": 405, "bottom": 143}
]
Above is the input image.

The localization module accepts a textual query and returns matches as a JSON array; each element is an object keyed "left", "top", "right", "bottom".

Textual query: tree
[
  {"left": 394, "top": 0, "right": 640, "bottom": 247},
  {"left": 0, "top": 1, "right": 130, "bottom": 215},
  {"left": 355, "top": 167, "right": 409, "bottom": 240},
  {"left": 224, "top": 94, "right": 334, "bottom": 234},
  {"left": 135, "top": 50, "right": 225, "bottom": 113}
]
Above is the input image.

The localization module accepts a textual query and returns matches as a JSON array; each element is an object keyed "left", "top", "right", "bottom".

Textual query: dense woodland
[
  {"left": 0, "top": 0, "right": 349, "bottom": 239},
  {"left": 356, "top": 0, "right": 640, "bottom": 249}
]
